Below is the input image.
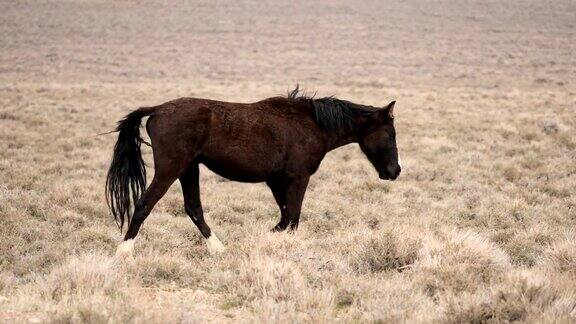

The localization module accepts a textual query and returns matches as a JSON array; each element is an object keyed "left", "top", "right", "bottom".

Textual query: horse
[{"left": 106, "top": 86, "right": 401, "bottom": 257}]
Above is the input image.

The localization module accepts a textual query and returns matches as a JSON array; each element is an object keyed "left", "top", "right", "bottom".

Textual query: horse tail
[{"left": 105, "top": 106, "right": 156, "bottom": 230}]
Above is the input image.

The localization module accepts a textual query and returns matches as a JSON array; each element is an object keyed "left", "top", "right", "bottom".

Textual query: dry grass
[{"left": 1, "top": 0, "right": 575, "bottom": 322}]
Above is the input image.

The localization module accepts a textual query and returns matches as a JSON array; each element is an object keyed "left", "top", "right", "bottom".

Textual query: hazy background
[{"left": 1, "top": 0, "right": 575, "bottom": 322}]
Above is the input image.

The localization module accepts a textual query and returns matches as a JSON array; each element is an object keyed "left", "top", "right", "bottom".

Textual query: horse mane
[{"left": 286, "top": 85, "right": 379, "bottom": 131}]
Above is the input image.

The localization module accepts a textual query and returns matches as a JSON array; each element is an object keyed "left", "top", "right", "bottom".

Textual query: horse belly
[
  {"left": 199, "top": 150, "right": 282, "bottom": 183},
  {"left": 200, "top": 111, "right": 288, "bottom": 182}
]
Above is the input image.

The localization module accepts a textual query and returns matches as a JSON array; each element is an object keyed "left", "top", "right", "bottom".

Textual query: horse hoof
[
  {"left": 271, "top": 225, "right": 289, "bottom": 232},
  {"left": 115, "top": 239, "right": 136, "bottom": 262},
  {"left": 206, "top": 234, "right": 226, "bottom": 254}
]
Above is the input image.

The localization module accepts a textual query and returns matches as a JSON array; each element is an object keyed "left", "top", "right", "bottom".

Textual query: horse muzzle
[{"left": 379, "top": 166, "right": 401, "bottom": 181}]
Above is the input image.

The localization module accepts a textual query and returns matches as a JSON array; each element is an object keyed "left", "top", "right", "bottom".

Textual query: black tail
[{"left": 105, "top": 107, "right": 155, "bottom": 230}]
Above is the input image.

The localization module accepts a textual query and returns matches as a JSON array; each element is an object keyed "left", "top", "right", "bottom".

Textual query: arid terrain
[{"left": 1, "top": 0, "right": 575, "bottom": 322}]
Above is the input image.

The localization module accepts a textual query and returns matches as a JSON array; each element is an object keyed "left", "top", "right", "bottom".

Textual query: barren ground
[{"left": 1, "top": 0, "right": 575, "bottom": 322}]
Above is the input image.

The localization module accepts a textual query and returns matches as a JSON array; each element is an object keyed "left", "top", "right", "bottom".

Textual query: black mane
[{"left": 286, "top": 85, "right": 379, "bottom": 131}]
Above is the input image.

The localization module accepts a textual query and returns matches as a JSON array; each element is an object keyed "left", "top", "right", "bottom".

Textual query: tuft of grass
[
  {"left": 137, "top": 255, "right": 196, "bottom": 287},
  {"left": 335, "top": 290, "right": 355, "bottom": 310},
  {"left": 220, "top": 297, "right": 242, "bottom": 311},
  {"left": 505, "top": 239, "right": 540, "bottom": 267},
  {"left": 350, "top": 230, "right": 420, "bottom": 273},
  {"left": 555, "top": 132, "right": 575, "bottom": 149},
  {"left": 446, "top": 271, "right": 576, "bottom": 323},
  {"left": 502, "top": 166, "right": 522, "bottom": 182}
]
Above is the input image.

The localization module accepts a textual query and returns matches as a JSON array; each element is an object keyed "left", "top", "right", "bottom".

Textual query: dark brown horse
[{"left": 107, "top": 87, "right": 401, "bottom": 256}]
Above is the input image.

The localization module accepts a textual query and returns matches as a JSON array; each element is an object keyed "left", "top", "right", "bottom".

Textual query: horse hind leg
[
  {"left": 115, "top": 176, "right": 174, "bottom": 260},
  {"left": 116, "top": 162, "right": 186, "bottom": 260},
  {"left": 179, "top": 164, "right": 225, "bottom": 254}
]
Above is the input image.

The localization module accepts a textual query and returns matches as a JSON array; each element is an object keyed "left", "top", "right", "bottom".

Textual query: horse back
[{"left": 146, "top": 97, "right": 328, "bottom": 182}]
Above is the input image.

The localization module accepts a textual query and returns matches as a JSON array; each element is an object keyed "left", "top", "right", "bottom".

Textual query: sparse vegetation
[{"left": 1, "top": 0, "right": 575, "bottom": 322}]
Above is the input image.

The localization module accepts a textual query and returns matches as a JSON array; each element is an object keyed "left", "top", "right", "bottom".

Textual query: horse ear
[{"left": 382, "top": 101, "right": 396, "bottom": 119}]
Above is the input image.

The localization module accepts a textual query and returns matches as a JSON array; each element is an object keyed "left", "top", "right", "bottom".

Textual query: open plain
[{"left": 1, "top": 0, "right": 575, "bottom": 322}]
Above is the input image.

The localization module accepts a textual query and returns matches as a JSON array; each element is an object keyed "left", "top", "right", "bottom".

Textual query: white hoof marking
[
  {"left": 206, "top": 234, "right": 226, "bottom": 254},
  {"left": 115, "top": 239, "right": 135, "bottom": 261}
]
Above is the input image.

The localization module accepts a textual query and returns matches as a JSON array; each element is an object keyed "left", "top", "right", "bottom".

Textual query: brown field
[{"left": 1, "top": 0, "right": 575, "bottom": 322}]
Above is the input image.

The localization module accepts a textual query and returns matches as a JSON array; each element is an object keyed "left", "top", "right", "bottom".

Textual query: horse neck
[{"left": 325, "top": 128, "right": 358, "bottom": 152}]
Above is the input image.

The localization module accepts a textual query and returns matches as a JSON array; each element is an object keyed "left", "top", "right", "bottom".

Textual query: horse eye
[{"left": 387, "top": 130, "right": 396, "bottom": 142}]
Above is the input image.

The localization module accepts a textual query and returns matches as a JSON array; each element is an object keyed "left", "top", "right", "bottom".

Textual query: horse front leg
[
  {"left": 267, "top": 178, "right": 289, "bottom": 231},
  {"left": 268, "top": 176, "right": 310, "bottom": 231},
  {"left": 285, "top": 176, "right": 310, "bottom": 230}
]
